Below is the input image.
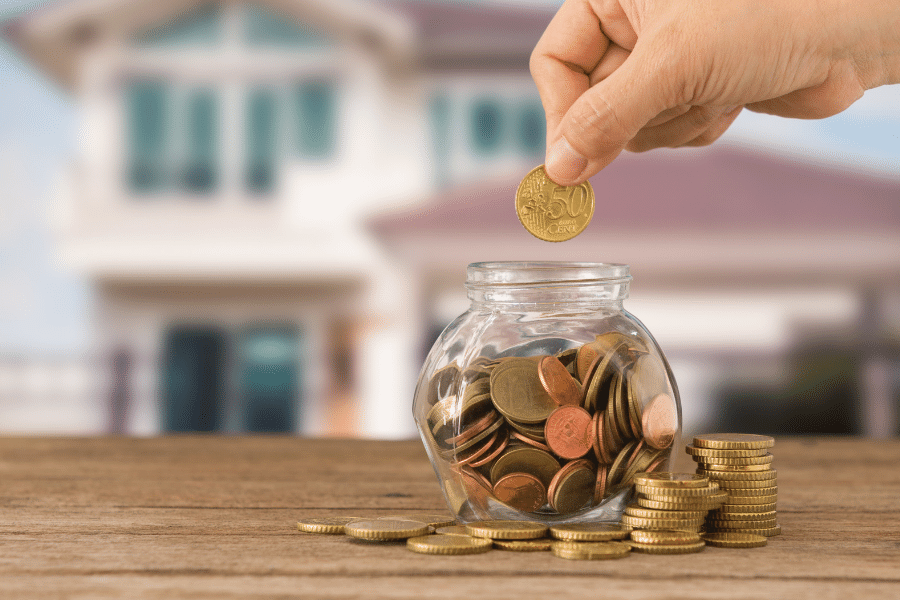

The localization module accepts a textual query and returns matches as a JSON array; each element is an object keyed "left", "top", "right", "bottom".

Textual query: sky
[{"left": 0, "top": 0, "right": 899, "bottom": 355}]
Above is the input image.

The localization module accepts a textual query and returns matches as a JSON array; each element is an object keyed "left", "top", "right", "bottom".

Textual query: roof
[
  {"left": 368, "top": 145, "right": 900, "bottom": 287},
  {"left": 2, "top": 0, "right": 551, "bottom": 89}
]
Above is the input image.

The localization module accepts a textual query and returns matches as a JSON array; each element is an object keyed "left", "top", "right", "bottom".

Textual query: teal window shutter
[
  {"left": 471, "top": 99, "right": 503, "bottom": 154},
  {"left": 296, "top": 80, "right": 335, "bottom": 159},
  {"left": 127, "top": 80, "right": 167, "bottom": 192},
  {"left": 183, "top": 89, "right": 218, "bottom": 194},
  {"left": 518, "top": 104, "right": 546, "bottom": 156},
  {"left": 245, "top": 88, "right": 277, "bottom": 195}
]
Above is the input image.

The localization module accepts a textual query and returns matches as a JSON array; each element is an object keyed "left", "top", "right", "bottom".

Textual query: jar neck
[{"left": 465, "top": 262, "right": 631, "bottom": 309}]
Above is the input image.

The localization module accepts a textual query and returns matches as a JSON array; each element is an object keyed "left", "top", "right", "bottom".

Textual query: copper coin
[
  {"left": 545, "top": 405, "right": 593, "bottom": 460},
  {"left": 447, "top": 408, "right": 499, "bottom": 446},
  {"left": 642, "top": 393, "right": 677, "bottom": 450},
  {"left": 510, "top": 431, "right": 552, "bottom": 452},
  {"left": 493, "top": 472, "right": 547, "bottom": 512},
  {"left": 452, "top": 430, "right": 500, "bottom": 466},
  {"left": 468, "top": 432, "right": 509, "bottom": 468},
  {"left": 539, "top": 355, "right": 584, "bottom": 406},
  {"left": 456, "top": 465, "right": 493, "bottom": 503},
  {"left": 575, "top": 341, "right": 602, "bottom": 383}
]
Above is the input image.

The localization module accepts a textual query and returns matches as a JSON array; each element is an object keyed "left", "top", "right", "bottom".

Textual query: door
[
  {"left": 239, "top": 325, "right": 300, "bottom": 432},
  {"left": 162, "top": 326, "right": 226, "bottom": 432}
]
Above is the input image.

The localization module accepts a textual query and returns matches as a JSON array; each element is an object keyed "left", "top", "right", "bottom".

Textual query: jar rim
[{"left": 465, "top": 261, "right": 631, "bottom": 289}]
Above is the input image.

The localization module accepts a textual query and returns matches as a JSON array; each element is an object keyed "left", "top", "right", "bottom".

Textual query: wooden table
[{"left": 1, "top": 436, "right": 899, "bottom": 599}]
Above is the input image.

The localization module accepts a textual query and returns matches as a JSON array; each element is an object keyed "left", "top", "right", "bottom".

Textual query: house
[
  {"left": 2, "top": 0, "right": 555, "bottom": 437},
  {"left": 5, "top": 0, "right": 900, "bottom": 440}
]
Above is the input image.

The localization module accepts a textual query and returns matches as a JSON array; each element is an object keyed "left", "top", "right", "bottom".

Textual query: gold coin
[
  {"left": 701, "top": 463, "right": 773, "bottom": 472},
  {"left": 465, "top": 520, "right": 549, "bottom": 540},
  {"left": 624, "top": 506, "right": 707, "bottom": 520},
  {"left": 707, "top": 525, "right": 781, "bottom": 537},
  {"left": 709, "top": 510, "right": 777, "bottom": 521},
  {"left": 685, "top": 445, "right": 768, "bottom": 458},
  {"left": 406, "top": 534, "right": 493, "bottom": 555},
  {"left": 493, "top": 538, "right": 555, "bottom": 551},
  {"left": 699, "top": 469, "right": 777, "bottom": 481},
  {"left": 490, "top": 445, "right": 560, "bottom": 488},
  {"left": 714, "top": 503, "right": 776, "bottom": 513},
  {"left": 549, "top": 523, "right": 632, "bottom": 542},
  {"left": 515, "top": 165, "right": 595, "bottom": 242},
  {"left": 715, "top": 479, "right": 778, "bottom": 490},
  {"left": 707, "top": 517, "right": 778, "bottom": 529},
  {"left": 637, "top": 497, "right": 720, "bottom": 511},
  {"left": 630, "top": 529, "right": 701, "bottom": 545},
  {"left": 691, "top": 453, "right": 773, "bottom": 466},
  {"left": 634, "top": 472, "right": 709, "bottom": 488},
  {"left": 345, "top": 519, "right": 431, "bottom": 540},
  {"left": 551, "top": 541, "right": 632, "bottom": 560},
  {"left": 629, "top": 540, "right": 705, "bottom": 554},
  {"left": 635, "top": 482, "right": 719, "bottom": 497},
  {"left": 621, "top": 515, "right": 704, "bottom": 530},
  {"left": 378, "top": 514, "right": 457, "bottom": 528},
  {"left": 693, "top": 433, "right": 775, "bottom": 450},
  {"left": 435, "top": 525, "right": 471, "bottom": 536},
  {"left": 490, "top": 358, "right": 558, "bottom": 424},
  {"left": 701, "top": 532, "right": 767, "bottom": 548},
  {"left": 549, "top": 460, "right": 595, "bottom": 514},
  {"left": 724, "top": 494, "right": 778, "bottom": 505},
  {"left": 296, "top": 516, "right": 363, "bottom": 534}
]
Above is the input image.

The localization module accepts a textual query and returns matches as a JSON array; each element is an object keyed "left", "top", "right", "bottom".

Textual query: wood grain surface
[{"left": 1, "top": 436, "right": 899, "bottom": 599}]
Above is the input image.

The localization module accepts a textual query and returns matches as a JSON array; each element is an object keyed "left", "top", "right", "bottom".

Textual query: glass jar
[{"left": 412, "top": 262, "right": 681, "bottom": 525}]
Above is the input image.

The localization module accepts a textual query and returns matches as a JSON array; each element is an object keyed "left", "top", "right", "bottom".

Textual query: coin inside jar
[
  {"left": 642, "top": 393, "right": 677, "bottom": 450},
  {"left": 545, "top": 405, "right": 593, "bottom": 460},
  {"left": 493, "top": 472, "right": 547, "bottom": 512},
  {"left": 538, "top": 354, "right": 583, "bottom": 406},
  {"left": 490, "top": 357, "right": 558, "bottom": 424}
]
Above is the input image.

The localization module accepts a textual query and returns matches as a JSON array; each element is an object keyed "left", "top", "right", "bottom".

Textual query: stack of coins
[
  {"left": 688, "top": 433, "right": 780, "bottom": 537},
  {"left": 422, "top": 331, "right": 679, "bottom": 515},
  {"left": 623, "top": 472, "right": 728, "bottom": 554}
]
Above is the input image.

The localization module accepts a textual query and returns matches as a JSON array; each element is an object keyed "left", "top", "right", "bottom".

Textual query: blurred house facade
[
  {"left": 3, "top": 0, "right": 551, "bottom": 437},
  {"left": 4, "top": 0, "right": 900, "bottom": 440}
]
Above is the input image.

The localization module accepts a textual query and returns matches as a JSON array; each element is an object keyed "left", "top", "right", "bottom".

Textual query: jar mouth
[{"left": 465, "top": 262, "right": 631, "bottom": 289}]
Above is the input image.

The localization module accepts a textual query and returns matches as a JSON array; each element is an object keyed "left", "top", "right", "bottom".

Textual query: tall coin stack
[{"left": 688, "top": 434, "right": 781, "bottom": 537}]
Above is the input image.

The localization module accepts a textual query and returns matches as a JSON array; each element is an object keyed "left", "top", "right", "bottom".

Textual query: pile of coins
[
  {"left": 624, "top": 472, "right": 727, "bottom": 553},
  {"left": 422, "top": 331, "right": 679, "bottom": 515},
  {"left": 688, "top": 433, "right": 780, "bottom": 537}
]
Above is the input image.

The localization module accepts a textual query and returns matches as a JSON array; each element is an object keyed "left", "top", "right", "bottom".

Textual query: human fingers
[
  {"left": 625, "top": 105, "right": 727, "bottom": 153},
  {"left": 678, "top": 106, "right": 743, "bottom": 147},
  {"left": 545, "top": 40, "right": 681, "bottom": 184},
  {"left": 530, "top": 0, "right": 610, "bottom": 141}
]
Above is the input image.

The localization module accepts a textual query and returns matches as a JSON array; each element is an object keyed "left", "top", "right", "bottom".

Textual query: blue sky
[{"left": 0, "top": 0, "right": 898, "bottom": 355}]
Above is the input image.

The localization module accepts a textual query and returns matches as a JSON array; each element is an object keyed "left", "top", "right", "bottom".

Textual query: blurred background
[{"left": 0, "top": 0, "right": 898, "bottom": 441}]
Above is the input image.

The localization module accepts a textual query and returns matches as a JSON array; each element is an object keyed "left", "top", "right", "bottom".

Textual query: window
[
  {"left": 518, "top": 104, "right": 546, "bottom": 156},
  {"left": 295, "top": 80, "right": 336, "bottom": 159},
  {"left": 183, "top": 89, "right": 218, "bottom": 194},
  {"left": 245, "top": 88, "right": 278, "bottom": 195},
  {"left": 162, "top": 326, "right": 226, "bottom": 432},
  {"left": 470, "top": 99, "right": 503, "bottom": 154},
  {"left": 127, "top": 80, "right": 168, "bottom": 192}
]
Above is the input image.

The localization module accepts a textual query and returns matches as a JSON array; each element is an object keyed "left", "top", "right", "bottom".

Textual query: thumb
[{"left": 545, "top": 44, "right": 677, "bottom": 185}]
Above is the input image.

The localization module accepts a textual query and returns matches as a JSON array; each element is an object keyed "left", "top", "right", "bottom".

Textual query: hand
[{"left": 531, "top": 0, "right": 900, "bottom": 184}]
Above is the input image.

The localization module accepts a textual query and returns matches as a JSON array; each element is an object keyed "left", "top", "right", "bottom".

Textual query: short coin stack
[
  {"left": 423, "top": 331, "right": 679, "bottom": 515},
  {"left": 623, "top": 472, "right": 728, "bottom": 554},
  {"left": 688, "top": 433, "right": 781, "bottom": 537}
]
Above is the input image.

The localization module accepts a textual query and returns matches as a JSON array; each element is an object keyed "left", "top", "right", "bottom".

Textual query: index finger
[{"left": 530, "top": 0, "right": 609, "bottom": 140}]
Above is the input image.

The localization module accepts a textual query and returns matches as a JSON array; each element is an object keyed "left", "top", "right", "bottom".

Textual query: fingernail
[{"left": 546, "top": 137, "right": 588, "bottom": 184}]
